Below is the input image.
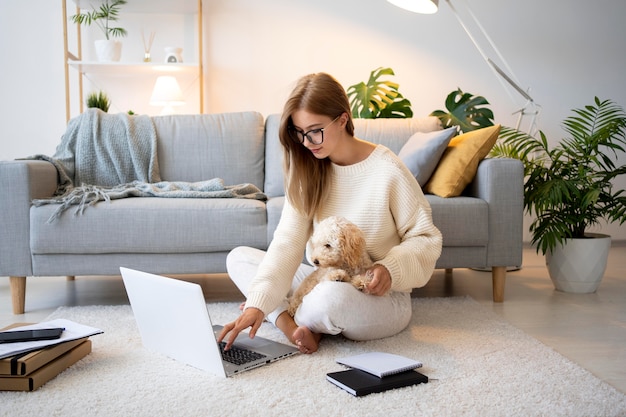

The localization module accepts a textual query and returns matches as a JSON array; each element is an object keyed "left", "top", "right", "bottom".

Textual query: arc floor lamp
[{"left": 387, "top": 0, "right": 540, "bottom": 135}]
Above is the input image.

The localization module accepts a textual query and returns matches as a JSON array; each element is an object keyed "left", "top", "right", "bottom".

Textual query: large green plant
[
  {"left": 347, "top": 67, "right": 413, "bottom": 119},
  {"left": 493, "top": 97, "right": 626, "bottom": 255},
  {"left": 430, "top": 89, "right": 494, "bottom": 133},
  {"left": 71, "top": 0, "right": 128, "bottom": 40}
]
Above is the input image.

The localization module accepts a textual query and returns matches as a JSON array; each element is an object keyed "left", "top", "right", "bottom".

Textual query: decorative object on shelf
[
  {"left": 86, "top": 91, "right": 111, "bottom": 113},
  {"left": 93, "top": 40, "right": 122, "bottom": 62},
  {"left": 70, "top": 0, "right": 128, "bottom": 62},
  {"left": 386, "top": 0, "right": 540, "bottom": 136},
  {"left": 150, "top": 76, "right": 185, "bottom": 115},
  {"left": 164, "top": 47, "right": 183, "bottom": 63},
  {"left": 346, "top": 67, "right": 413, "bottom": 119},
  {"left": 141, "top": 30, "right": 155, "bottom": 62},
  {"left": 494, "top": 97, "right": 626, "bottom": 293}
]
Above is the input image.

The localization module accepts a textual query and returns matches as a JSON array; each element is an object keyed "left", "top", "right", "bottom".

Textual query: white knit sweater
[{"left": 245, "top": 145, "right": 443, "bottom": 316}]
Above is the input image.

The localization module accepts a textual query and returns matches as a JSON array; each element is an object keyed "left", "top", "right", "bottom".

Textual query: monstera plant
[
  {"left": 346, "top": 67, "right": 413, "bottom": 119},
  {"left": 430, "top": 88, "right": 494, "bottom": 133}
]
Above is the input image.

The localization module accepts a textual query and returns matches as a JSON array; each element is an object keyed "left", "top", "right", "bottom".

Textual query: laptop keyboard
[{"left": 219, "top": 342, "right": 267, "bottom": 365}]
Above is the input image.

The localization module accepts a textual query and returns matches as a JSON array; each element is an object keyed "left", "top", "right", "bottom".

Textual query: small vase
[{"left": 95, "top": 40, "right": 122, "bottom": 62}]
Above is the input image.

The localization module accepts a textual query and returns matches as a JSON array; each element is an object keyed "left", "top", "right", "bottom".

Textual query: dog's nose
[{"left": 313, "top": 259, "right": 320, "bottom": 266}]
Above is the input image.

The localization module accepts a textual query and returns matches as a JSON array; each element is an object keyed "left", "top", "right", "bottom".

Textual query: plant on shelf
[
  {"left": 346, "top": 67, "right": 413, "bottom": 119},
  {"left": 492, "top": 97, "right": 626, "bottom": 293},
  {"left": 430, "top": 88, "right": 494, "bottom": 133},
  {"left": 70, "top": 0, "right": 128, "bottom": 40},
  {"left": 70, "top": 0, "right": 128, "bottom": 62},
  {"left": 86, "top": 91, "right": 111, "bottom": 113}
]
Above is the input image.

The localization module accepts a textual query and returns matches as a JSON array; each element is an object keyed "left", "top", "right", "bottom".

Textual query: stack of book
[
  {"left": 0, "top": 320, "right": 102, "bottom": 391},
  {"left": 326, "top": 351, "right": 429, "bottom": 397}
]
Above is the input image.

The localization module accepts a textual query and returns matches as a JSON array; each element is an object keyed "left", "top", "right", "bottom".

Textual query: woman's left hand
[{"left": 364, "top": 264, "right": 392, "bottom": 296}]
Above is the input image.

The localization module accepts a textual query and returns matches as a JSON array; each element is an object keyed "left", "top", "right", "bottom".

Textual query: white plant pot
[
  {"left": 95, "top": 40, "right": 122, "bottom": 62},
  {"left": 546, "top": 233, "right": 611, "bottom": 293}
]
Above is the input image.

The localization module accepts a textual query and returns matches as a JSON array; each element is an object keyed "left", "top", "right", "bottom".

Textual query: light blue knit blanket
[{"left": 30, "top": 109, "right": 266, "bottom": 222}]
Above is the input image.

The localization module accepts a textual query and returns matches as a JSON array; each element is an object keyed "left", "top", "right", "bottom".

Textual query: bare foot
[{"left": 292, "top": 326, "right": 321, "bottom": 354}]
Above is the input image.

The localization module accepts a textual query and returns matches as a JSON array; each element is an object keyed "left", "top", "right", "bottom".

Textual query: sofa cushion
[
  {"left": 424, "top": 125, "right": 501, "bottom": 198},
  {"left": 398, "top": 126, "right": 457, "bottom": 186},
  {"left": 153, "top": 112, "right": 266, "bottom": 190},
  {"left": 264, "top": 194, "right": 487, "bottom": 248},
  {"left": 30, "top": 198, "right": 268, "bottom": 254},
  {"left": 264, "top": 115, "right": 442, "bottom": 197}
]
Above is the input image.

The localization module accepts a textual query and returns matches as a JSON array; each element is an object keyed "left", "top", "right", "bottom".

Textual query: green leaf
[
  {"left": 430, "top": 88, "right": 494, "bottom": 133},
  {"left": 69, "top": 0, "right": 128, "bottom": 40},
  {"left": 346, "top": 67, "right": 412, "bottom": 119}
]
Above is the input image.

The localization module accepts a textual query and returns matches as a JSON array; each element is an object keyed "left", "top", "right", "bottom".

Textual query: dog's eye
[{"left": 324, "top": 244, "right": 332, "bottom": 249}]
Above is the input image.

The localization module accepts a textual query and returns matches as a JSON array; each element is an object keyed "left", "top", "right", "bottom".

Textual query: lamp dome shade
[
  {"left": 387, "top": 0, "right": 439, "bottom": 14},
  {"left": 150, "top": 76, "right": 185, "bottom": 106}
]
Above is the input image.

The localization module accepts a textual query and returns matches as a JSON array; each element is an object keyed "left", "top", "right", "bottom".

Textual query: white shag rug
[{"left": 1, "top": 296, "right": 625, "bottom": 417}]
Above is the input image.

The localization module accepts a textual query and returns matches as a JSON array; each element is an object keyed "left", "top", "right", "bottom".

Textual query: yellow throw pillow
[{"left": 424, "top": 124, "right": 501, "bottom": 197}]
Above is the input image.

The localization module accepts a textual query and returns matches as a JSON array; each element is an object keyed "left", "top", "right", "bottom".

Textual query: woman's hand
[
  {"left": 217, "top": 307, "right": 265, "bottom": 350},
  {"left": 365, "top": 264, "right": 392, "bottom": 296}
]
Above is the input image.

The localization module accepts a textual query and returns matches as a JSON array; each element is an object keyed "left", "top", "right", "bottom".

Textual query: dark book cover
[{"left": 326, "top": 368, "right": 428, "bottom": 397}]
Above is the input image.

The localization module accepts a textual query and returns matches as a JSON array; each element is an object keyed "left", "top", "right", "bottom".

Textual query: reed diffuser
[{"left": 142, "top": 30, "right": 155, "bottom": 62}]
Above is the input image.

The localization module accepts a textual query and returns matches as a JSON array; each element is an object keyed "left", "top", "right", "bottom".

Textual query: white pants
[{"left": 226, "top": 246, "right": 412, "bottom": 341}]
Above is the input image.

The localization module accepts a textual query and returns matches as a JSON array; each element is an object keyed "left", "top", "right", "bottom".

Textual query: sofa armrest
[
  {"left": 0, "top": 160, "right": 58, "bottom": 276},
  {"left": 466, "top": 158, "right": 524, "bottom": 267}
]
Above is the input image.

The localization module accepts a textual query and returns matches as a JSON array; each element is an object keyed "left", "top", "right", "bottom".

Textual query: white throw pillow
[{"left": 398, "top": 126, "right": 457, "bottom": 186}]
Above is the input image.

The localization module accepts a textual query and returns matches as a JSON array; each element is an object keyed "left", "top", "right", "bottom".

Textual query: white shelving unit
[{"left": 62, "top": 0, "right": 204, "bottom": 121}]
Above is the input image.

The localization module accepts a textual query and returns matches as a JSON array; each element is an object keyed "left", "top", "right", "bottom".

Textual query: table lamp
[{"left": 150, "top": 76, "right": 185, "bottom": 115}]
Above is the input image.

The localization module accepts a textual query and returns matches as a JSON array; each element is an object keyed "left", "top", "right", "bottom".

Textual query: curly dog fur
[{"left": 287, "top": 216, "right": 373, "bottom": 317}]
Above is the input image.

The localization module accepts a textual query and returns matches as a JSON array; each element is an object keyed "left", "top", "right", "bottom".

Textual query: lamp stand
[{"left": 445, "top": 0, "right": 540, "bottom": 136}]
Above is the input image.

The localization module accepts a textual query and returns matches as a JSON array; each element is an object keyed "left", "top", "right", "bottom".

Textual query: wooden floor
[{"left": 1, "top": 244, "right": 625, "bottom": 393}]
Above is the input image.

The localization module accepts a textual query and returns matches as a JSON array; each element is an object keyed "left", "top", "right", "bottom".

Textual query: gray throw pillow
[{"left": 397, "top": 126, "right": 457, "bottom": 186}]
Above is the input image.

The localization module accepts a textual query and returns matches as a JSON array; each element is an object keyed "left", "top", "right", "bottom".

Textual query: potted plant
[
  {"left": 71, "top": 0, "right": 128, "bottom": 62},
  {"left": 347, "top": 67, "right": 413, "bottom": 119},
  {"left": 86, "top": 90, "right": 111, "bottom": 112},
  {"left": 493, "top": 97, "right": 626, "bottom": 292}
]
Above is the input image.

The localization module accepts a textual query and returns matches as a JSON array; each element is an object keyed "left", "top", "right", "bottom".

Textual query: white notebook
[{"left": 336, "top": 352, "right": 422, "bottom": 378}]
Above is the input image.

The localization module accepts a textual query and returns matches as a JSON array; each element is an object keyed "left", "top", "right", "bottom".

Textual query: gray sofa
[{"left": 0, "top": 111, "right": 523, "bottom": 314}]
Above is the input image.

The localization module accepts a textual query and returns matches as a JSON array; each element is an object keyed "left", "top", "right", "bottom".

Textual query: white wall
[{"left": 1, "top": 0, "right": 625, "bottom": 240}]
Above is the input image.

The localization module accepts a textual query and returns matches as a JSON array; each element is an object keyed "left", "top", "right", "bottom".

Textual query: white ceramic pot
[
  {"left": 95, "top": 40, "right": 122, "bottom": 62},
  {"left": 546, "top": 233, "right": 611, "bottom": 293}
]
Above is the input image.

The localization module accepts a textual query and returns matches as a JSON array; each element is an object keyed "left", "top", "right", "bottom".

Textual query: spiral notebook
[{"left": 335, "top": 352, "right": 422, "bottom": 378}]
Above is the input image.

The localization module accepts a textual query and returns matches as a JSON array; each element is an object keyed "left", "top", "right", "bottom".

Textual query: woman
[{"left": 218, "top": 73, "right": 442, "bottom": 354}]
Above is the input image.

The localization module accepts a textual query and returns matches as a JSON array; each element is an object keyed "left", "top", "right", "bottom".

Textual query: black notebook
[{"left": 326, "top": 368, "right": 428, "bottom": 397}]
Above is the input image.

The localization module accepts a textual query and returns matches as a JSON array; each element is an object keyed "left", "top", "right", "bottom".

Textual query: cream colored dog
[{"left": 287, "top": 216, "right": 373, "bottom": 317}]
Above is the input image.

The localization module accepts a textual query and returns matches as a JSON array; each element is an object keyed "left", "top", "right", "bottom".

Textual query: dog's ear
[{"left": 341, "top": 223, "right": 366, "bottom": 269}]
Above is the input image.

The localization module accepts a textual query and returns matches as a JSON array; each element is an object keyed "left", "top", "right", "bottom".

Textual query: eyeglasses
[{"left": 288, "top": 115, "right": 340, "bottom": 145}]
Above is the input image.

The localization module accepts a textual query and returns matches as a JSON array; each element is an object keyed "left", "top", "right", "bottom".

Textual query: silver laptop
[{"left": 120, "top": 267, "right": 298, "bottom": 377}]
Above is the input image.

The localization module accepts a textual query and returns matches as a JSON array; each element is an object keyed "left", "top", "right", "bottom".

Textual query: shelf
[
  {"left": 68, "top": 61, "right": 200, "bottom": 75},
  {"left": 63, "top": 0, "right": 204, "bottom": 120},
  {"left": 73, "top": 0, "right": 199, "bottom": 14}
]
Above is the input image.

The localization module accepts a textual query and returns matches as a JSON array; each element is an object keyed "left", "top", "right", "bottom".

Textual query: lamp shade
[
  {"left": 387, "top": 0, "right": 438, "bottom": 14},
  {"left": 150, "top": 76, "right": 185, "bottom": 106}
]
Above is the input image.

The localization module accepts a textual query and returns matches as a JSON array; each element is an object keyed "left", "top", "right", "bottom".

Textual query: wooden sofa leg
[
  {"left": 66, "top": 276, "right": 75, "bottom": 281},
  {"left": 492, "top": 266, "right": 506, "bottom": 303},
  {"left": 10, "top": 276, "right": 27, "bottom": 315}
]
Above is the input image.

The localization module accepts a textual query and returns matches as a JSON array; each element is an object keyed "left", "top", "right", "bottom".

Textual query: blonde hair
[{"left": 279, "top": 73, "right": 354, "bottom": 220}]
